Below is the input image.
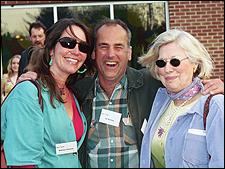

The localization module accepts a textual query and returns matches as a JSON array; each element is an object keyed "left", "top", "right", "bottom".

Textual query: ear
[
  {"left": 193, "top": 64, "right": 198, "bottom": 73},
  {"left": 91, "top": 50, "right": 96, "bottom": 60},
  {"left": 50, "top": 49, "right": 54, "bottom": 57},
  {"left": 128, "top": 46, "right": 132, "bottom": 61}
]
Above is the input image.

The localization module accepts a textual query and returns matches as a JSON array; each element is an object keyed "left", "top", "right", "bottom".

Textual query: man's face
[
  {"left": 93, "top": 24, "right": 132, "bottom": 85},
  {"left": 30, "top": 27, "right": 45, "bottom": 47}
]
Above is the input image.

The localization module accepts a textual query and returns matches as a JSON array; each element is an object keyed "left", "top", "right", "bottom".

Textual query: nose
[
  {"left": 35, "top": 36, "right": 41, "bottom": 42},
  {"left": 164, "top": 61, "right": 173, "bottom": 73},
  {"left": 75, "top": 44, "right": 82, "bottom": 53},
  {"left": 69, "top": 44, "right": 80, "bottom": 54},
  {"left": 108, "top": 47, "right": 116, "bottom": 58}
]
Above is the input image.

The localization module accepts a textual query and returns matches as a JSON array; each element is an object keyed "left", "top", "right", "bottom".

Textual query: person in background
[
  {"left": 17, "top": 19, "right": 224, "bottom": 168},
  {"left": 139, "top": 29, "right": 224, "bottom": 168},
  {"left": 18, "top": 21, "right": 46, "bottom": 77},
  {"left": 1, "top": 18, "right": 93, "bottom": 168},
  {"left": 1, "top": 54, "right": 21, "bottom": 103}
]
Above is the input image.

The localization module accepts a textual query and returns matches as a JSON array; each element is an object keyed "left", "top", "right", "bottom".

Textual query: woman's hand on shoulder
[
  {"left": 201, "top": 78, "right": 224, "bottom": 95},
  {"left": 17, "top": 71, "right": 38, "bottom": 83}
]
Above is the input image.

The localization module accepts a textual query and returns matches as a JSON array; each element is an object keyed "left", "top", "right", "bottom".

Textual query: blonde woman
[
  {"left": 1, "top": 54, "right": 21, "bottom": 102},
  {"left": 139, "top": 29, "right": 224, "bottom": 168}
]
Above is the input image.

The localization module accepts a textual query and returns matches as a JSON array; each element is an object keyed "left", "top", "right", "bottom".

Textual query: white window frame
[
  {"left": 1, "top": 1, "right": 169, "bottom": 24},
  {"left": 1, "top": 1, "right": 169, "bottom": 76}
]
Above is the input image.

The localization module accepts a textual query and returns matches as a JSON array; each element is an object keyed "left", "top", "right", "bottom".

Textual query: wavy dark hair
[{"left": 26, "top": 18, "right": 93, "bottom": 107}]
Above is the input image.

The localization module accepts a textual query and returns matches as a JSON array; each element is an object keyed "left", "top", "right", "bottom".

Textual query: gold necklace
[{"left": 165, "top": 97, "right": 193, "bottom": 126}]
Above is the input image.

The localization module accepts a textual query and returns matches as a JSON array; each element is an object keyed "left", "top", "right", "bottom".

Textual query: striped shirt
[{"left": 87, "top": 75, "right": 139, "bottom": 168}]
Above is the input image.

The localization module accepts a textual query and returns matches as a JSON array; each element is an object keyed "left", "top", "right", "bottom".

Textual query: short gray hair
[{"left": 138, "top": 29, "right": 213, "bottom": 80}]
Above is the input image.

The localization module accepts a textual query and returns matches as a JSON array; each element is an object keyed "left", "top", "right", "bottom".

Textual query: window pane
[
  {"left": 1, "top": 7, "right": 53, "bottom": 73},
  {"left": 114, "top": 2, "right": 166, "bottom": 69},
  {"left": 57, "top": 5, "right": 110, "bottom": 30}
]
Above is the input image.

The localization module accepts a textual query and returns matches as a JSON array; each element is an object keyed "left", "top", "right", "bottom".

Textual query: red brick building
[
  {"left": 1, "top": 1, "right": 224, "bottom": 80},
  {"left": 168, "top": 1, "right": 224, "bottom": 81}
]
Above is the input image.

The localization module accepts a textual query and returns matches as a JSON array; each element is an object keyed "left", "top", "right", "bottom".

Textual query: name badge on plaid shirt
[{"left": 99, "top": 109, "right": 122, "bottom": 127}]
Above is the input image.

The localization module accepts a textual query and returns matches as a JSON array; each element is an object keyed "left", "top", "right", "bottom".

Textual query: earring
[
  {"left": 77, "top": 64, "right": 87, "bottom": 74},
  {"left": 49, "top": 58, "right": 52, "bottom": 66},
  {"left": 194, "top": 66, "right": 198, "bottom": 73}
]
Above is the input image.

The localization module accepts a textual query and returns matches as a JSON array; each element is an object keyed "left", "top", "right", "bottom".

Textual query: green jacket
[
  {"left": 71, "top": 66, "right": 162, "bottom": 167},
  {"left": 1, "top": 81, "right": 87, "bottom": 168}
]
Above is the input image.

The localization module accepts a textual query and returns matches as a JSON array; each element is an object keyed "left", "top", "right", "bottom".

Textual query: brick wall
[{"left": 168, "top": 1, "right": 224, "bottom": 81}]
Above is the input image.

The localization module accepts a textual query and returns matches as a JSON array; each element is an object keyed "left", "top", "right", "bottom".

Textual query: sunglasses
[
  {"left": 58, "top": 37, "right": 90, "bottom": 54},
  {"left": 155, "top": 57, "right": 188, "bottom": 68}
]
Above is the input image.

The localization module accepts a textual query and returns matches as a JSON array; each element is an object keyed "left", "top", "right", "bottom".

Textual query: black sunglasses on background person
[
  {"left": 58, "top": 37, "right": 90, "bottom": 54},
  {"left": 155, "top": 57, "right": 188, "bottom": 68}
]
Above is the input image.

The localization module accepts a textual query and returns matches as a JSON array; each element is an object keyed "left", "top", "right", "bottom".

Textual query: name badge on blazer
[
  {"left": 141, "top": 119, "right": 148, "bottom": 134},
  {"left": 56, "top": 141, "right": 77, "bottom": 155},
  {"left": 188, "top": 128, "right": 206, "bottom": 136},
  {"left": 122, "top": 113, "right": 132, "bottom": 126}
]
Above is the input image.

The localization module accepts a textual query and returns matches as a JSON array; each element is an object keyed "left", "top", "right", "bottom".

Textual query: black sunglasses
[
  {"left": 58, "top": 37, "right": 90, "bottom": 54},
  {"left": 155, "top": 57, "right": 188, "bottom": 68}
]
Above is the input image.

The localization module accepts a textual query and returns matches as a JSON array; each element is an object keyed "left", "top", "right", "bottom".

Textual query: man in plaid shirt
[{"left": 74, "top": 18, "right": 162, "bottom": 168}]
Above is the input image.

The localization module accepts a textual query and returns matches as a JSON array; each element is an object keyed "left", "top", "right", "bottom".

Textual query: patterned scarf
[{"left": 167, "top": 77, "right": 203, "bottom": 100}]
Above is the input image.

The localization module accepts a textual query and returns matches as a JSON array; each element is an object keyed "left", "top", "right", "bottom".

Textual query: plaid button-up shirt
[{"left": 87, "top": 75, "right": 139, "bottom": 168}]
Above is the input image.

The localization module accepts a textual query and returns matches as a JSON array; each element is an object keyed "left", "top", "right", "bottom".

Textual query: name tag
[
  {"left": 56, "top": 141, "right": 77, "bottom": 155},
  {"left": 141, "top": 119, "right": 147, "bottom": 134},
  {"left": 188, "top": 128, "right": 206, "bottom": 136},
  {"left": 99, "top": 109, "right": 122, "bottom": 127},
  {"left": 122, "top": 115, "right": 132, "bottom": 126}
]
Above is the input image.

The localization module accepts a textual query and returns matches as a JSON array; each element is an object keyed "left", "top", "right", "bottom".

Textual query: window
[
  {"left": 58, "top": 5, "right": 110, "bottom": 30},
  {"left": 1, "top": 1, "right": 167, "bottom": 74},
  {"left": 114, "top": 2, "right": 166, "bottom": 68}
]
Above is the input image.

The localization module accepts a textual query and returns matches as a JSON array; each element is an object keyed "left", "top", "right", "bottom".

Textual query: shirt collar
[{"left": 94, "top": 75, "right": 127, "bottom": 96}]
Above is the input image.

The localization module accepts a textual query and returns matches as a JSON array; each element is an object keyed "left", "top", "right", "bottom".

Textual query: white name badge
[
  {"left": 141, "top": 119, "right": 147, "bottom": 134},
  {"left": 99, "top": 109, "right": 122, "bottom": 127},
  {"left": 188, "top": 128, "right": 206, "bottom": 136},
  {"left": 56, "top": 141, "right": 77, "bottom": 155},
  {"left": 122, "top": 115, "right": 132, "bottom": 126}
]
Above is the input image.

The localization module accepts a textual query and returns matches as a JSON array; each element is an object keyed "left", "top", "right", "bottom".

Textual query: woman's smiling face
[{"left": 157, "top": 42, "right": 196, "bottom": 93}]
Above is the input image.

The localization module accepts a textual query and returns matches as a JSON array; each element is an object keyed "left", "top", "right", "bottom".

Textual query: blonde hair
[
  {"left": 138, "top": 29, "right": 214, "bottom": 80},
  {"left": 7, "top": 54, "right": 21, "bottom": 78}
]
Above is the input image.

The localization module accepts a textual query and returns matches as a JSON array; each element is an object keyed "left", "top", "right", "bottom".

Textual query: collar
[{"left": 94, "top": 74, "right": 127, "bottom": 97}]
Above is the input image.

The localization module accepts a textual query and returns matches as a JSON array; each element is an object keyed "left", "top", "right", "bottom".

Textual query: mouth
[
  {"left": 105, "top": 61, "right": 117, "bottom": 67},
  {"left": 35, "top": 42, "right": 41, "bottom": 45},
  {"left": 165, "top": 76, "right": 177, "bottom": 81},
  {"left": 65, "top": 57, "right": 79, "bottom": 65}
]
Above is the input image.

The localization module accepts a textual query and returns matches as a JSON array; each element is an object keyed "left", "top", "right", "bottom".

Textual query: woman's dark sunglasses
[
  {"left": 58, "top": 37, "right": 90, "bottom": 54},
  {"left": 155, "top": 57, "right": 188, "bottom": 68}
]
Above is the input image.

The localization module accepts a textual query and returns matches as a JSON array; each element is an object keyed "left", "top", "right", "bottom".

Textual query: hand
[
  {"left": 17, "top": 71, "right": 38, "bottom": 83},
  {"left": 201, "top": 78, "right": 224, "bottom": 95}
]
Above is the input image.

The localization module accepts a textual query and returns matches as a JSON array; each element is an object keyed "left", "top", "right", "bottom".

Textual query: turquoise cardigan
[{"left": 1, "top": 81, "right": 87, "bottom": 168}]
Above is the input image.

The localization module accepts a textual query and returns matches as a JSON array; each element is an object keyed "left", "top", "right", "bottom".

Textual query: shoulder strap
[
  {"left": 203, "top": 93, "right": 222, "bottom": 129},
  {"left": 203, "top": 94, "right": 214, "bottom": 129},
  {"left": 203, "top": 94, "right": 220, "bottom": 160},
  {"left": 1, "top": 80, "right": 43, "bottom": 112}
]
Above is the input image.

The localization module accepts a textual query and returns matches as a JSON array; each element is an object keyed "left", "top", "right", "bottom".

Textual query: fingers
[
  {"left": 201, "top": 79, "right": 224, "bottom": 95},
  {"left": 17, "top": 71, "right": 38, "bottom": 83}
]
